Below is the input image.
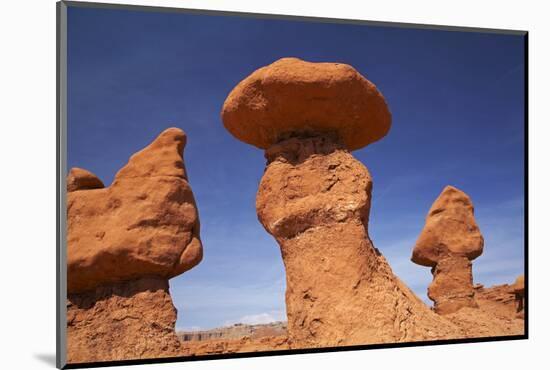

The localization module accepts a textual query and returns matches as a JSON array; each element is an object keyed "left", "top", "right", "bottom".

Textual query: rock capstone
[{"left": 222, "top": 57, "right": 391, "bottom": 151}]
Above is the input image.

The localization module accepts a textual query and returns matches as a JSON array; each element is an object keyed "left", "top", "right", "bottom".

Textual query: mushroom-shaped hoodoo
[
  {"left": 221, "top": 58, "right": 468, "bottom": 347},
  {"left": 412, "top": 185, "right": 484, "bottom": 314}
]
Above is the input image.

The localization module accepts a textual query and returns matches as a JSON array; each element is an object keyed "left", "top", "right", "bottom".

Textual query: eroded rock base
[
  {"left": 444, "top": 283, "right": 524, "bottom": 337},
  {"left": 67, "top": 277, "right": 181, "bottom": 364}
]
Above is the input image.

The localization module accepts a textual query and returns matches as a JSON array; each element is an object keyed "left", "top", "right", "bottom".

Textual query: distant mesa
[
  {"left": 66, "top": 128, "right": 203, "bottom": 363},
  {"left": 178, "top": 322, "right": 287, "bottom": 342},
  {"left": 221, "top": 57, "right": 391, "bottom": 151},
  {"left": 412, "top": 185, "right": 484, "bottom": 314}
]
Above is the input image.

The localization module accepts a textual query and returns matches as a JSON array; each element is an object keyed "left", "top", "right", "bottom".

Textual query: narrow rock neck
[
  {"left": 428, "top": 255, "right": 477, "bottom": 314},
  {"left": 265, "top": 133, "right": 345, "bottom": 165}
]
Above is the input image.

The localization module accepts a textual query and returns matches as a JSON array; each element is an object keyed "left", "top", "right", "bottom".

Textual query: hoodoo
[
  {"left": 221, "top": 57, "right": 462, "bottom": 347},
  {"left": 66, "top": 128, "right": 203, "bottom": 363},
  {"left": 411, "top": 186, "right": 484, "bottom": 314}
]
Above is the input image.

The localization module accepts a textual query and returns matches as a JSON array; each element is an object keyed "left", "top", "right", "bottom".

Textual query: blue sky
[{"left": 67, "top": 6, "right": 525, "bottom": 331}]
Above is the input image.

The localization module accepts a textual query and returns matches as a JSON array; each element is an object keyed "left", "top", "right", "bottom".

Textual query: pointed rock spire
[{"left": 114, "top": 127, "right": 188, "bottom": 180}]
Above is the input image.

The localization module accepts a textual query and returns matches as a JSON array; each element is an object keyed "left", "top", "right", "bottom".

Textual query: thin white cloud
[
  {"left": 223, "top": 310, "right": 286, "bottom": 326},
  {"left": 171, "top": 195, "right": 523, "bottom": 329},
  {"left": 176, "top": 325, "right": 202, "bottom": 332}
]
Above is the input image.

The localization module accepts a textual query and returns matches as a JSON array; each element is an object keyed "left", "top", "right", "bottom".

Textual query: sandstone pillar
[
  {"left": 412, "top": 186, "right": 484, "bottom": 315},
  {"left": 222, "top": 57, "right": 462, "bottom": 347},
  {"left": 66, "top": 128, "right": 203, "bottom": 363}
]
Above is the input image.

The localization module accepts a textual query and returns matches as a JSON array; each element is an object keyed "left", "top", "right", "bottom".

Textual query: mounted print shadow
[{"left": 58, "top": 1, "right": 527, "bottom": 368}]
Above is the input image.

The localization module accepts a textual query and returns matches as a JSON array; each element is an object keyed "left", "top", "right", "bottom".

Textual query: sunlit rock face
[
  {"left": 222, "top": 58, "right": 466, "bottom": 347},
  {"left": 412, "top": 186, "right": 484, "bottom": 315},
  {"left": 66, "top": 128, "right": 203, "bottom": 363}
]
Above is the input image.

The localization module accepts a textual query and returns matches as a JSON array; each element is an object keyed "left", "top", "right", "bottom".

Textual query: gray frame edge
[{"left": 56, "top": 1, "right": 68, "bottom": 369}]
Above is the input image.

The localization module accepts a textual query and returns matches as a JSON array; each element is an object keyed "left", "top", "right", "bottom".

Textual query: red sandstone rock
[
  {"left": 513, "top": 275, "right": 525, "bottom": 294},
  {"left": 444, "top": 282, "right": 525, "bottom": 337},
  {"left": 412, "top": 186, "right": 484, "bottom": 266},
  {"left": 177, "top": 280, "right": 526, "bottom": 357},
  {"left": 475, "top": 283, "right": 519, "bottom": 321},
  {"left": 66, "top": 128, "right": 203, "bottom": 363},
  {"left": 67, "top": 128, "right": 203, "bottom": 294},
  {"left": 221, "top": 57, "right": 391, "bottom": 151},
  {"left": 64, "top": 57, "right": 526, "bottom": 363},
  {"left": 222, "top": 60, "right": 468, "bottom": 347},
  {"left": 219, "top": 58, "right": 523, "bottom": 350},
  {"left": 412, "top": 186, "right": 484, "bottom": 314},
  {"left": 255, "top": 135, "right": 462, "bottom": 347},
  {"left": 67, "top": 167, "right": 104, "bottom": 192},
  {"left": 512, "top": 275, "right": 525, "bottom": 318},
  {"left": 67, "top": 278, "right": 182, "bottom": 363}
]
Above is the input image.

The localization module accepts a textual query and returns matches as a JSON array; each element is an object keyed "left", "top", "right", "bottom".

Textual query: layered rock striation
[{"left": 179, "top": 322, "right": 287, "bottom": 342}]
